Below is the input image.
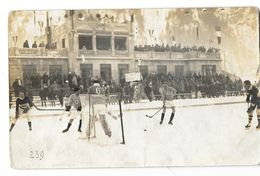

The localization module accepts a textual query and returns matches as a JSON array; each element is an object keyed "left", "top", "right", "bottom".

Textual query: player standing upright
[
  {"left": 88, "top": 79, "right": 112, "bottom": 137},
  {"left": 159, "top": 82, "right": 177, "bottom": 125},
  {"left": 9, "top": 91, "right": 33, "bottom": 132},
  {"left": 62, "top": 87, "right": 83, "bottom": 133},
  {"left": 244, "top": 80, "right": 260, "bottom": 129}
]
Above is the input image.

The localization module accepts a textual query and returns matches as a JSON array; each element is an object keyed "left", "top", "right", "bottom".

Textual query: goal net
[{"left": 79, "top": 93, "right": 125, "bottom": 145}]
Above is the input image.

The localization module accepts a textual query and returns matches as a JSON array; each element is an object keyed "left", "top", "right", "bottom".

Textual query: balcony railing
[
  {"left": 9, "top": 47, "right": 69, "bottom": 57},
  {"left": 134, "top": 51, "right": 220, "bottom": 60},
  {"left": 115, "top": 50, "right": 128, "bottom": 56},
  {"left": 78, "top": 49, "right": 129, "bottom": 57}
]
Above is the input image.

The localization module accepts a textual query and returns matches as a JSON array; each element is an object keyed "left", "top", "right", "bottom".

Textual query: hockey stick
[
  {"left": 118, "top": 91, "right": 125, "bottom": 144},
  {"left": 88, "top": 94, "right": 91, "bottom": 141},
  {"left": 33, "top": 103, "right": 64, "bottom": 111},
  {"left": 145, "top": 107, "right": 163, "bottom": 118}
]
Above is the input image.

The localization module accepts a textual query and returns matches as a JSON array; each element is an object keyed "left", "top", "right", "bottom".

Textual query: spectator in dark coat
[
  {"left": 144, "top": 83, "right": 153, "bottom": 102},
  {"left": 39, "top": 85, "right": 48, "bottom": 107},
  {"left": 23, "top": 40, "right": 29, "bottom": 48},
  {"left": 57, "top": 87, "right": 64, "bottom": 107},
  {"left": 12, "top": 77, "right": 23, "bottom": 97},
  {"left": 32, "top": 41, "right": 37, "bottom": 48}
]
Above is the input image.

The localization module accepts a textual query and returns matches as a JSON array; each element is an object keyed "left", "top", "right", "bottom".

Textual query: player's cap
[
  {"left": 244, "top": 80, "right": 251, "bottom": 85},
  {"left": 73, "top": 87, "right": 80, "bottom": 92}
]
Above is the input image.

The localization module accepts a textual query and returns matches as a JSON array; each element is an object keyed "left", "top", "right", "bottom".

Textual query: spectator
[
  {"left": 48, "top": 87, "right": 56, "bottom": 107},
  {"left": 23, "top": 40, "right": 29, "bottom": 48},
  {"left": 12, "top": 77, "right": 23, "bottom": 97},
  {"left": 39, "top": 41, "right": 45, "bottom": 47},
  {"left": 144, "top": 83, "right": 153, "bottom": 102},
  {"left": 39, "top": 85, "right": 48, "bottom": 107},
  {"left": 42, "top": 72, "right": 49, "bottom": 86},
  {"left": 32, "top": 41, "right": 37, "bottom": 48}
]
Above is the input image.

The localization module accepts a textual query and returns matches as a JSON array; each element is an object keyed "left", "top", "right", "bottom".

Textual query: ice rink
[{"left": 9, "top": 97, "right": 260, "bottom": 168}]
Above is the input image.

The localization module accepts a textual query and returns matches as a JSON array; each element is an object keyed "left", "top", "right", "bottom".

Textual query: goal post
[{"left": 79, "top": 92, "right": 125, "bottom": 145}]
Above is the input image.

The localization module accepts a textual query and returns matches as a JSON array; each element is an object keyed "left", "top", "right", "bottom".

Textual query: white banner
[{"left": 125, "top": 72, "right": 141, "bottom": 82}]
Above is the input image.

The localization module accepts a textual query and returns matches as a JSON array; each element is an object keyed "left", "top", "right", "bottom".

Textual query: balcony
[
  {"left": 78, "top": 49, "right": 95, "bottom": 57},
  {"left": 78, "top": 49, "right": 129, "bottom": 57},
  {"left": 134, "top": 51, "right": 221, "bottom": 61},
  {"left": 115, "top": 50, "right": 128, "bottom": 56}
]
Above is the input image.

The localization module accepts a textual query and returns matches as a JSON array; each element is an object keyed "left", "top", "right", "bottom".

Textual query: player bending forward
[
  {"left": 10, "top": 91, "right": 33, "bottom": 132},
  {"left": 244, "top": 80, "right": 260, "bottom": 129},
  {"left": 62, "top": 87, "right": 83, "bottom": 133},
  {"left": 159, "top": 82, "right": 177, "bottom": 125},
  {"left": 88, "top": 80, "right": 112, "bottom": 137}
]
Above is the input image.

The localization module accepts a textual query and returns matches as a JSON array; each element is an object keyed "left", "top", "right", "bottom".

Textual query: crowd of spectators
[
  {"left": 141, "top": 72, "right": 243, "bottom": 99},
  {"left": 134, "top": 43, "right": 219, "bottom": 53},
  {"left": 23, "top": 40, "right": 57, "bottom": 50},
  {"left": 11, "top": 70, "right": 244, "bottom": 108}
]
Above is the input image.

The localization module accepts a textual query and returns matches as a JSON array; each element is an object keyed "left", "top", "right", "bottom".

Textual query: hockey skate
[
  {"left": 168, "top": 121, "right": 173, "bottom": 125},
  {"left": 256, "top": 124, "right": 260, "bottom": 129},
  {"left": 245, "top": 123, "right": 251, "bottom": 129},
  {"left": 62, "top": 129, "right": 69, "bottom": 133}
]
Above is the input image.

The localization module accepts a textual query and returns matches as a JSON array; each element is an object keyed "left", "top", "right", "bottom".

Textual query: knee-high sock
[
  {"left": 9, "top": 123, "right": 15, "bottom": 132},
  {"left": 28, "top": 121, "right": 32, "bottom": 130},
  {"left": 169, "top": 113, "right": 175, "bottom": 123},
  {"left": 78, "top": 119, "right": 82, "bottom": 131},
  {"left": 160, "top": 113, "right": 165, "bottom": 123}
]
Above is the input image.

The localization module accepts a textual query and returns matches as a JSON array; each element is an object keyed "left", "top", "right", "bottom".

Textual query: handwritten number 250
[{"left": 29, "top": 151, "right": 44, "bottom": 160}]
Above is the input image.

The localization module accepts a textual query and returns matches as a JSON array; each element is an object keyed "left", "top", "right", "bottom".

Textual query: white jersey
[{"left": 159, "top": 84, "right": 177, "bottom": 101}]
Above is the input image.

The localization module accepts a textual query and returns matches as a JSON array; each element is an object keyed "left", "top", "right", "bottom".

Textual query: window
[
  {"left": 202, "top": 65, "right": 216, "bottom": 75},
  {"left": 80, "top": 64, "right": 93, "bottom": 85},
  {"left": 79, "top": 35, "right": 93, "bottom": 50},
  {"left": 115, "top": 37, "right": 127, "bottom": 51},
  {"left": 100, "top": 64, "right": 112, "bottom": 82},
  {"left": 139, "top": 65, "right": 148, "bottom": 77},
  {"left": 62, "top": 38, "right": 65, "bottom": 48},
  {"left": 49, "top": 65, "right": 63, "bottom": 84},
  {"left": 22, "top": 65, "right": 37, "bottom": 87},
  {"left": 157, "top": 65, "right": 167, "bottom": 75},
  {"left": 118, "top": 64, "right": 129, "bottom": 83},
  {"left": 97, "top": 36, "right": 111, "bottom": 50},
  {"left": 175, "top": 65, "right": 184, "bottom": 77}
]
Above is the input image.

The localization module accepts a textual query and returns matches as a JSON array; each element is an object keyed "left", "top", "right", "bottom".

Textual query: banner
[{"left": 125, "top": 72, "right": 141, "bottom": 82}]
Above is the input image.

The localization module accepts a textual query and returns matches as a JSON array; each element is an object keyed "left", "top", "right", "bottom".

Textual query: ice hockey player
[
  {"left": 244, "top": 80, "right": 260, "bottom": 129},
  {"left": 62, "top": 87, "right": 83, "bottom": 133},
  {"left": 88, "top": 79, "right": 112, "bottom": 137},
  {"left": 159, "top": 81, "right": 177, "bottom": 125},
  {"left": 9, "top": 90, "right": 33, "bottom": 132}
]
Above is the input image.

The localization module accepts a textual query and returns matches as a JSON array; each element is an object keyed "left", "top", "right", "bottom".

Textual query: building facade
[{"left": 9, "top": 10, "right": 222, "bottom": 87}]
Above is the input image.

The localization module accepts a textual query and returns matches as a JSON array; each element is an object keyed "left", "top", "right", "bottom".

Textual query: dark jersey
[
  {"left": 246, "top": 85, "right": 260, "bottom": 103},
  {"left": 68, "top": 93, "right": 82, "bottom": 110},
  {"left": 88, "top": 84, "right": 105, "bottom": 95},
  {"left": 15, "top": 97, "right": 33, "bottom": 118},
  {"left": 88, "top": 84, "right": 106, "bottom": 105}
]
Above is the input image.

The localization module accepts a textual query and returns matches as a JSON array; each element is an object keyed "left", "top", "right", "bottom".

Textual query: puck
[{"left": 144, "top": 129, "right": 147, "bottom": 132}]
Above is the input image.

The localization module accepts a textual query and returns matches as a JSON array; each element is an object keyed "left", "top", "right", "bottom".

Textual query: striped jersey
[{"left": 159, "top": 84, "right": 177, "bottom": 101}]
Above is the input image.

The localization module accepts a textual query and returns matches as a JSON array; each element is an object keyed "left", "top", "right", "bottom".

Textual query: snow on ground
[{"left": 9, "top": 97, "right": 260, "bottom": 168}]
